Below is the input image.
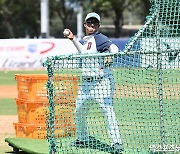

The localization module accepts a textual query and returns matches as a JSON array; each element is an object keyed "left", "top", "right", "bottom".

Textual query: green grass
[
  {"left": 113, "top": 68, "right": 180, "bottom": 84},
  {"left": 0, "top": 68, "right": 179, "bottom": 86},
  {"left": 0, "top": 98, "right": 17, "bottom": 115},
  {"left": 44, "top": 98, "right": 179, "bottom": 153},
  {"left": 0, "top": 70, "right": 46, "bottom": 86}
]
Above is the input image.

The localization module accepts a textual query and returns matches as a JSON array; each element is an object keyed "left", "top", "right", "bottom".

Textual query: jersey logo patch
[{"left": 87, "top": 42, "right": 92, "bottom": 50}]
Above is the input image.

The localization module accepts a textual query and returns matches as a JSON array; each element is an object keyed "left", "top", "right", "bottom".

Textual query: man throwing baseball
[{"left": 63, "top": 12, "right": 124, "bottom": 153}]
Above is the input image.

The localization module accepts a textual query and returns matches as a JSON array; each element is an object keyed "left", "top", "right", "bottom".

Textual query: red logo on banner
[{"left": 40, "top": 42, "right": 55, "bottom": 54}]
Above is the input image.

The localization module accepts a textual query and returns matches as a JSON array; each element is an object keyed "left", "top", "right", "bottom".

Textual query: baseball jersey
[{"left": 73, "top": 32, "right": 119, "bottom": 77}]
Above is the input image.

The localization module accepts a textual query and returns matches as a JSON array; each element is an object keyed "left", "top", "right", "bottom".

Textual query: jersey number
[{"left": 87, "top": 42, "right": 92, "bottom": 50}]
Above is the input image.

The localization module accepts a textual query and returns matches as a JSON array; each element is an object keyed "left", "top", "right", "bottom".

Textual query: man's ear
[{"left": 84, "top": 23, "right": 88, "bottom": 29}]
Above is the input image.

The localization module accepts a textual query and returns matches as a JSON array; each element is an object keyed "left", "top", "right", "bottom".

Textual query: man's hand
[{"left": 63, "top": 29, "right": 74, "bottom": 40}]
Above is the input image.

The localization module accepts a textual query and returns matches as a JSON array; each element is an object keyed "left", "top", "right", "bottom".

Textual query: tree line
[{"left": 0, "top": 0, "right": 151, "bottom": 38}]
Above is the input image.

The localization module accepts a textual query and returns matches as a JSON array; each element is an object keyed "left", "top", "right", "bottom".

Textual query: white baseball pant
[{"left": 74, "top": 74, "right": 122, "bottom": 144}]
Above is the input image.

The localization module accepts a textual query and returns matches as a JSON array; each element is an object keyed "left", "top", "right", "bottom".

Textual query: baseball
[{"left": 63, "top": 30, "right": 70, "bottom": 36}]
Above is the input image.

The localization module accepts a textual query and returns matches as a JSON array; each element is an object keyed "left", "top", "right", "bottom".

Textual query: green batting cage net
[{"left": 44, "top": 0, "right": 179, "bottom": 153}]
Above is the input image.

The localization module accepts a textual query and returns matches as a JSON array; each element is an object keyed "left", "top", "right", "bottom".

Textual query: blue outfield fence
[{"left": 112, "top": 38, "right": 141, "bottom": 67}]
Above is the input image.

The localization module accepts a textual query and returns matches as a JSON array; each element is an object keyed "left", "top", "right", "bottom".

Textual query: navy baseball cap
[{"left": 85, "top": 12, "right": 100, "bottom": 22}]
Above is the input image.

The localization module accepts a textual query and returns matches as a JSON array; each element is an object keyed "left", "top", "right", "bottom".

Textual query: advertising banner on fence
[
  {"left": 0, "top": 38, "right": 132, "bottom": 70},
  {"left": 0, "top": 39, "right": 78, "bottom": 69},
  {"left": 1, "top": 38, "right": 179, "bottom": 70}
]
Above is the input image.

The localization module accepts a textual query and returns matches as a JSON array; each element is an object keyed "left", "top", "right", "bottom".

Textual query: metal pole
[
  {"left": 46, "top": 57, "right": 56, "bottom": 154},
  {"left": 155, "top": 1, "right": 166, "bottom": 151},
  {"left": 40, "top": 0, "right": 49, "bottom": 38},
  {"left": 77, "top": 3, "right": 83, "bottom": 40}
]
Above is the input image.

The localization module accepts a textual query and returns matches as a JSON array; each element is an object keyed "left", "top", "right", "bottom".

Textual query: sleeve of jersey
[{"left": 94, "top": 33, "right": 112, "bottom": 53}]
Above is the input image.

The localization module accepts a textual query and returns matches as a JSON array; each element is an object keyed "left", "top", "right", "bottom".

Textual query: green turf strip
[
  {"left": 5, "top": 138, "right": 48, "bottom": 154},
  {"left": 0, "top": 98, "right": 17, "bottom": 115}
]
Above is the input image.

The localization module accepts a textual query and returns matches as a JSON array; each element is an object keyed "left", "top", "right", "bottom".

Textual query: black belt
[{"left": 82, "top": 76, "right": 103, "bottom": 82}]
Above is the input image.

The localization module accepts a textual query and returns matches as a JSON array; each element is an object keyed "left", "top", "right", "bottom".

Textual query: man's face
[{"left": 84, "top": 17, "right": 100, "bottom": 35}]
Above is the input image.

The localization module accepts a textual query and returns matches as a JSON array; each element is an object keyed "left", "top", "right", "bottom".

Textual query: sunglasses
[{"left": 86, "top": 18, "right": 99, "bottom": 26}]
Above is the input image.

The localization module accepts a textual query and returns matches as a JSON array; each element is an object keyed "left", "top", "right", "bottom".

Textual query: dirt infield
[
  {"left": 0, "top": 85, "right": 17, "bottom": 98},
  {"left": 0, "top": 115, "right": 18, "bottom": 153},
  {"left": 1, "top": 84, "right": 179, "bottom": 99},
  {"left": 0, "top": 115, "right": 18, "bottom": 133},
  {"left": 0, "top": 85, "right": 18, "bottom": 152},
  {"left": 115, "top": 84, "right": 179, "bottom": 99}
]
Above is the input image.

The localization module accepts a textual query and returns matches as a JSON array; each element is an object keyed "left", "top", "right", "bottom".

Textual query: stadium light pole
[
  {"left": 40, "top": 0, "right": 49, "bottom": 38},
  {"left": 77, "top": 3, "right": 83, "bottom": 40}
]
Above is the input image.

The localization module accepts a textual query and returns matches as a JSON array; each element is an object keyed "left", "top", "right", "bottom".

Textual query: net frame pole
[
  {"left": 46, "top": 57, "right": 56, "bottom": 154},
  {"left": 123, "top": 10, "right": 157, "bottom": 53},
  {"left": 155, "top": 1, "right": 166, "bottom": 150}
]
